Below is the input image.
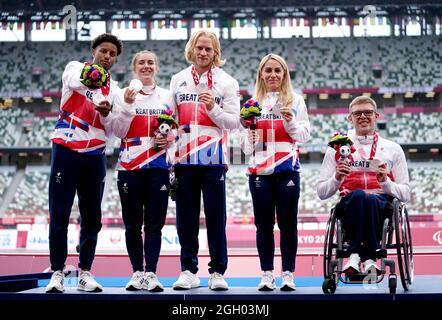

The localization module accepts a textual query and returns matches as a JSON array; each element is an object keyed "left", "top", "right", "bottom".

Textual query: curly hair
[{"left": 91, "top": 33, "right": 123, "bottom": 56}]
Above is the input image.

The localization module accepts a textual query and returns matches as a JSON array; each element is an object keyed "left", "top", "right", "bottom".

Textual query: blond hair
[
  {"left": 253, "top": 53, "right": 295, "bottom": 109},
  {"left": 184, "top": 30, "right": 225, "bottom": 67},
  {"left": 131, "top": 50, "right": 159, "bottom": 80},
  {"left": 349, "top": 96, "right": 377, "bottom": 112}
]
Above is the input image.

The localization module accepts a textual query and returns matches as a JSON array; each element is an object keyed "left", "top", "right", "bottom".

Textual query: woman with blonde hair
[{"left": 241, "top": 53, "right": 310, "bottom": 291}]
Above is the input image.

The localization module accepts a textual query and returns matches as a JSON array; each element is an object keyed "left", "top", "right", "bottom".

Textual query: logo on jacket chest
[
  {"left": 85, "top": 90, "right": 94, "bottom": 100},
  {"left": 349, "top": 160, "right": 370, "bottom": 168},
  {"left": 259, "top": 113, "right": 282, "bottom": 120},
  {"left": 85, "top": 90, "right": 105, "bottom": 101},
  {"left": 135, "top": 108, "right": 163, "bottom": 115},
  {"left": 177, "top": 93, "right": 222, "bottom": 105}
]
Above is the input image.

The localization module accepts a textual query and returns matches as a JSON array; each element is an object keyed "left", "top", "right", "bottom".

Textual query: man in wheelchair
[{"left": 316, "top": 95, "right": 411, "bottom": 275}]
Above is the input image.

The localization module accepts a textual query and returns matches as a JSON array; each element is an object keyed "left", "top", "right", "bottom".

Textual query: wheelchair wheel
[
  {"left": 388, "top": 276, "right": 397, "bottom": 294},
  {"left": 393, "top": 199, "right": 414, "bottom": 291},
  {"left": 322, "top": 276, "right": 337, "bottom": 294},
  {"left": 323, "top": 208, "right": 337, "bottom": 278}
]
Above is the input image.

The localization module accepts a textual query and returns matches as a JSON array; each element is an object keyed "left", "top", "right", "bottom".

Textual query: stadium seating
[
  {"left": 0, "top": 107, "right": 30, "bottom": 147},
  {"left": 9, "top": 110, "right": 440, "bottom": 149},
  {"left": 0, "top": 167, "right": 15, "bottom": 202},
  {"left": 386, "top": 112, "right": 441, "bottom": 144},
  {"left": 0, "top": 35, "right": 441, "bottom": 222},
  {"left": 24, "top": 116, "right": 57, "bottom": 147},
  {"left": 1, "top": 36, "right": 441, "bottom": 93},
  {"left": 5, "top": 167, "right": 51, "bottom": 218},
  {"left": 409, "top": 166, "right": 442, "bottom": 214},
  {"left": 3, "top": 166, "right": 79, "bottom": 219},
  {"left": 1, "top": 164, "right": 440, "bottom": 220}
]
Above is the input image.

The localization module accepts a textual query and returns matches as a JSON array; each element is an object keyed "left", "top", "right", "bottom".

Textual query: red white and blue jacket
[
  {"left": 111, "top": 85, "right": 176, "bottom": 171},
  {"left": 170, "top": 66, "right": 241, "bottom": 166},
  {"left": 51, "top": 61, "right": 119, "bottom": 154},
  {"left": 316, "top": 130, "right": 411, "bottom": 203},
  {"left": 241, "top": 92, "right": 310, "bottom": 175}
]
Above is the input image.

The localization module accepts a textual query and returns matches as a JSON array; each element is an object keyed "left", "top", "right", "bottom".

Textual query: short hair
[
  {"left": 184, "top": 30, "right": 225, "bottom": 67},
  {"left": 253, "top": 53, "right": 295, "bottom": 109},
  {"left": 349, "top": 96, "right": 377, "bottom": 112},
  {"left": 91, "top": 33, "right": 123, "bottom": 56},
  {"left": 131, "top": 50, "right": 159, "bottom": 79}
]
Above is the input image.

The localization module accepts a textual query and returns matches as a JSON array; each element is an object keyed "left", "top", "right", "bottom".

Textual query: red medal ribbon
[
  {"left": 100, "top": 75, "right": 110, "bottom": 96},
  {"left": 369, "top": 131, "right": 378, "bottom": 160},
  {"left": 191, "top": 66, "right": 213, "bottom": 89}
]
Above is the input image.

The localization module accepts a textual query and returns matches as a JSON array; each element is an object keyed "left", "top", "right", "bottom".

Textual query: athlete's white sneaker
[
  {"left": 258, "top": 271, "right": 276, "bottom": 291},
  {"left": 342, "top": 253, "right": 361, "bottom": 274},
  {"left": 143, "top": 272, "right": 164, "bottom": 292},
  {"left": 208, "top": 272, "right": 228, "bottom": 291},
  {"left": 364, "top": 259, "right": 381, "bottom": 275},
  {"left": 45, "top": 270, "right": 65, "bottom": 293},
  {"left": 172, "top": 270, "right": 200, "bottom": 290},
  {"left": 125, "top": 271, "right": 145, "bottom": 291},
  {"left": 280, "top": 271, "right": 296, "bottom": 291},
  {"left": 77, "top": 270, "right": 103, "bottom": 292}
]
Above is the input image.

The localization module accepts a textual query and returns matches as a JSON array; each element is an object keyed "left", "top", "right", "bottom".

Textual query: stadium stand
[
  {"left": 4, "top": 167, "right": 51, "bottom": 218},
  {"left": 385, "top": 112, "right": 441, "bottom": 144},
  {"left": 24, "top": 116, "right": 57, "bottom": 147},
  {"left": 6, "top": 109, "right": 440, "bottom": 149},
  {"left": 0, "top": 107, "right": 30, "bottom": 147},
  {"left": 0, "top": 36, "right": 441, "bottom": 94},
  {"left": 1, "top": 164, "right": 440, "bottom": 222},
  {"left": 0, "top": 167, "right": 15, "bottom": 203},
  {"left": 0, "top": 3, "right": 441, "bottom": 231}
]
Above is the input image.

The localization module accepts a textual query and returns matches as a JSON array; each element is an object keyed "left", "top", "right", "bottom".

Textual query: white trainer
[
  {"left": 364, "top": 259, "right": 381, "bottom": 275},
  {"left": 280, "top": 271, "right": 296, "bottom": 291},
  {"left": 258, "top": 271, "right": 276, "bottom": 291},
  {"left": 45, "top": 270, "right": 65, "bottom": 293},
  {"left": 208, "top": 272, "right": 228, "bottom": 291},
  {"left": 342, "top": 253, "right": 361, "bottom": 274},
  {"left": 143, "top": 272, "right": 164, "bottom": 292},
  {"left": 77, "top": 270, "right": 103, "bottom": 292},
  {"left": 172, "top": 270, "right": 200, "bottom": 290},
  {"left": 125, "top": 271, "right": 145, "bottom": 291}
]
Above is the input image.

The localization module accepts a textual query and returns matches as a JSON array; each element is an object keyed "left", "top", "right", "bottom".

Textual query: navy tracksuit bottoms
[
  {"left": 339, "top": 190, "right": 389, "bottom": 261},
  {"left": 249, "top": 171, "right": 300, "bottom": 272},
  {"left": 117, "top": 168, "right": 169, "bottom": 273},
  {"left": 48, "top": 143, "right": 106, "bottom": 271},
  {"left": 175, "top": 165, "right": 227, "bottom": 275}
]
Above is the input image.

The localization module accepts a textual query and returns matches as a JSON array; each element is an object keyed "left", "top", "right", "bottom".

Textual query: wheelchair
[{"left": 322, "top": 197, "right": 414, "bottom": 294}]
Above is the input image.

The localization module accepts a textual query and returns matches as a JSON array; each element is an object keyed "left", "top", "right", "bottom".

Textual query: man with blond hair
[
  {"left": 316, "top": 95, "right": 410, "bottom": 274},
  {"left": 170, "top": 30, "right": 241, "bottom": 290}
]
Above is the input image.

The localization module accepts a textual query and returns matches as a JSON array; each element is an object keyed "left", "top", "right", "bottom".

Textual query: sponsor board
[
  {"left": 432, "top": 230, "right": 442, "bottom": 245},
  {"left": 97, "top": 229, "right": 126, "bottom": 250},
  {"left": 95, "top": 227, "right": 207, "bottom": 251},
  {"left": 26, "top": 229, "right": 78, "bottom": 250},
  {"left": 3, "top": 225, "right": 441, "bottom": 250},
  {"left": 0, "top": 230, "right": 17, "bottom": 249},
  {"left": 161, "top": 226, "right": 207, "bottom": 251}
]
